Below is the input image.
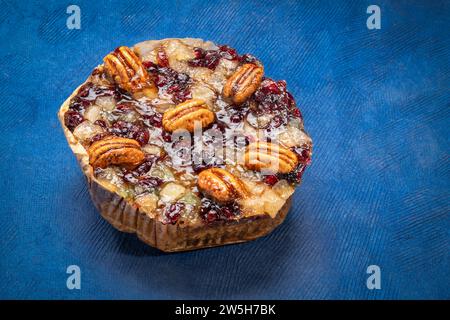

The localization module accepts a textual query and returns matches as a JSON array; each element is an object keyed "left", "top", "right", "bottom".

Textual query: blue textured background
[{"left": 0, "top": 0, "right": 448, "bottom": 299}]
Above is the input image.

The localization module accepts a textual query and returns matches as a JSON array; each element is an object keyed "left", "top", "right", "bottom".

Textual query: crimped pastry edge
[{"left": 57, "top": 39, "right": 293, "bottom": 252}]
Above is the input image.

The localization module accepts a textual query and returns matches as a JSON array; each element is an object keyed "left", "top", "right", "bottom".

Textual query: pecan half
[
  {"left": 197, "top": 168, "right": 249, "bottom": 204},
  {"left": 88, "top": 136, "right": 145, "bottom": 169},
  {"left": 244, "top": 142, "right": 298, "bottom": 174},
  {"left": 223, "top": 63, "right": 263, "bottom": 104},
  {"left": 103, "top": 46, "right": 157, "bottom": 98},
  {"left": 162, "top": 99, "right": 215, "bottom": 133}
]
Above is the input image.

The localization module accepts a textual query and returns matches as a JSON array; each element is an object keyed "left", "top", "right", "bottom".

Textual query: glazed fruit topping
[
  {"left": 293, "top": 146, "right": 312, "bottom": 165},
  {"left": 165, "top": 202, "right": 185, "bottom": 224},
  {"left": 143, "top": 113, "right": 163, "bottom": 128},
  {"left": 108, "top": 120, "right": 149, "bottom": 146},
  {"left": 200, "top": 198, "right": 241, "bottom": 223},
  {"left": 64, "top": 110, "right": 84, "bottom": 131},
  {"left": 263, "top": 175, "right": 279, "bottom": 186},
  {"left": 188, "top": 45, "right": 240, "bottom": 69},
  {"left": 121, "top": 154, "right": 162, "bottom": 187},
  {"left": 63, "top": 39, "right": 313, "bottom": 226},
  {"left": 252, "top": 78, "right": 300, "bottom": 127},
  {"left": 130, "top": 154, "right": 160, "bottom": 176},
  {"left": 146, "top": 64, "right": 192, "bottom": 103}
]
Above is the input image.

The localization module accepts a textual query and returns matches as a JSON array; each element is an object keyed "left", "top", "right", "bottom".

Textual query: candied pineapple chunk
[
  {"left": 135, "top": 193, "right": 159, "bottom": 215},
  {"left": 272, "top": 180, "right": 295, "bottom": 200},
  {"left": 159, "top": 182, "right": 186, "bottom": 203},
  {"left": 239, "top": 196, "right": 265, "bottom": 216},
  {"left": 262, "top": 189, "right": 285, "bottom": 218}
]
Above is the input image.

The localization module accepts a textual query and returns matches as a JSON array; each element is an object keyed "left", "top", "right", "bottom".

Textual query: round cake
[{"left": 58, "top": 38, "right": 312, "bottom": 252}]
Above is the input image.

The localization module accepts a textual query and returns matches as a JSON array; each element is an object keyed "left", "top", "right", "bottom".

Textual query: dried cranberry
[
  {"left": 94, "top": 119, "right": 107, "bottom": 129},
  {"left": 116, "top": 103, "right": 135, "bottom": 113},
  {"left": 142, "top": 61, "right": 157, "bottom": 70},
  {"left": 123, "top": 172, "right": 139, "bottom": 184},
  {"left": 251, "top": 78, "right": 298, "bottom": 127},
  {"left": 271, "top": 115, "right": 283, "bottom": 128},
  {"left": 296, "top": 165, "right": 306, "bottom": 181},
  {"left": 192, "top": 163, "right": 213, "bottom": 174},
  {"left": 162, "top": 130, "right": 172, "bottom": 143},
  {"left": 211, "top": 121, "right": 228, "bottom": 133},
  {"left": 230, "top": 114, "right": 243, "bottom": 123},
  {"left": 109, "top": 121, "right": 149, "bottom": 145},
  {"left": 293, "top": 147, "right": 311, "bottom": 165},
  {"left": 173, "top": 88, "right": 192, "bottom": 103},
  {"left": 219, "top": 45, "right": 239, "bottom": 60},
  {"left": 89, "top": 132, "right": 109, "bottom": 144},
  {"left": 279, "top": 164, "right": 307, "bottom": 184},
  {"left": 77, "top": 84, "right": 91, "bottom": 97},
  {"left": 263, "top": 175, "right": 279, "bottom": 186},
  {"left": 68, "top": 99, "right": 86, "bottom": 113},
  {"left": 200, "top": 198, "right": 241, "bottom": 222},
  {"left": 193, "top": 47, "right": 205, "bottom": 59},
  {"left": 93, "top": 85, "right": 115, "bottom": 97},
  {"left": 221, "top": 207, "right": 234, "bottom": 219},
  {"left": 206, "top": 210, "right": 218, "bottom": 223},
  {"left": 261, "top": 82, "right": 281, "bottom": 95},
  {"left": 64, "top": 111, "right": 84, "bottom": 131},
  {"left": 240, "top": 54, "right": 258, "bottom": 64},
  {"left": 188, "top": 45, "right": 240, "bottom": 70},
  {"left": 292, "top": 107, "right": 302, "bottom": 119},
  {"left": 143, "top": 113, "right": 162, "bottom": 128},
  {"left": 132, "top": 154, "right": 158, "bottom": 175},
  {"left": 165, "top": 202, "right": 185, "bottom": 224},
  {"left": 138, "top": 176, "right": 163, "bottom": 188},
  {"left": 152, "top": 67, "right": 191, "bottom": 103}
]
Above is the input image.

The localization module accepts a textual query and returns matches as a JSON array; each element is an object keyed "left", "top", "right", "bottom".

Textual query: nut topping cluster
[
  {"left": 244, "top": 142, "right": 299, "bottom": 174},
  {"left": 162, "top": 99, "right": 215, "bottom": 133},
  {"left": 223, "top": 63, "right": 264, "bottom": 104},
  {"left": 103, "top": 46, "right": 157, "bottom": 98},
  {"left": 64, "top": 39, "right": 312, "bottom": 225},
  {"left": 88, "top": 136, "right": 145, "bottom": 169},
  {"left": 197, "top": 168, "right": 249, "bottom": 204}
]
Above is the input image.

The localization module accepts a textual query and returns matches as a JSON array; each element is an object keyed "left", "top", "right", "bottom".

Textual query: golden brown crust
[{"left": 89, "top": 177, "right": 292, "bottom": 252}]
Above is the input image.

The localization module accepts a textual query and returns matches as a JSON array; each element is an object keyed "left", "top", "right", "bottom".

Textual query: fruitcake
[{"left": 58, "top": 38, "right": 312, "bottom": 252}]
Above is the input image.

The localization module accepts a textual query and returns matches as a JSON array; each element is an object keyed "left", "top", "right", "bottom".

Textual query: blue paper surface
[{"left": 0, "top": 0, "right": 448, "bottom": 299}]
